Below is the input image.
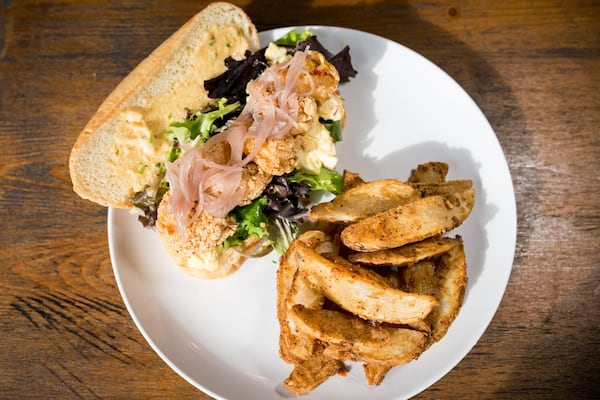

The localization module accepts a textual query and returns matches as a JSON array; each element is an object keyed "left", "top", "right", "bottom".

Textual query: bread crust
[
  {"left": 69, "top": 2, "right": 259, "bottom": 207},
  {"left": 68, "top": 3, "right": 261, "bottom": 278}
]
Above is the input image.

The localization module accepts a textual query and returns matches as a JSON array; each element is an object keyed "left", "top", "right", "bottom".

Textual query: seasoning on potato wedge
[{"left": 341, "top": 188, "right": 475, "bottom": 252}]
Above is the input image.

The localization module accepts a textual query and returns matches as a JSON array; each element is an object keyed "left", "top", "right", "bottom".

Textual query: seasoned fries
[
  {"left": 411, "top": 179, "right": 473, "bottom": 197},
  {"left": 290, "top": 305, "right": 390, "bottom": 345},
  {"left": 408, "top": 161, "right": 449, "bottom": 183},
  {"left": 341, "top": 189, "right": 475, "bottom": 252},
  {"left": 308, "top": 179, "right": 417, "bottom": 224},
  {"left": 348, "top": 235, "right": 460, "bottom": 266},
  {"left": 277, "top": 162, "right": 475, "bottom": 394},
  {"left": 290, "top": 242, "right": 438, "bottom": 324},
  {"left": 423, "top": 241, "right": 468, "bottom": 342}
]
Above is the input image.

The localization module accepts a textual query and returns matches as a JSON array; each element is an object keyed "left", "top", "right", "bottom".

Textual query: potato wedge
[
  {"left": 279, "top": 257, "right": 314, "bottom": 363},
  {"left": 411, "top": 179, "right": 473, "bottom": 197},
  {"left": 408, "top": 161, "right": 448, "bottom": 183},
  {"left": 342, "top": 170, "right": 365, "bottom": 191},
  {"left": 324, "top": 326, "right": 428, "bottom": 366},
  {"left": 288, "top": 273, "right": 324, "bottom": 310},
  {"left": 289, "top": 242, "right": 438, "bottom": 324},
  {"left": 279, "top": 231, "right": 330, "bottom": 311},
  {"left": 282, "top": 273, "right": 325, "bottom": 361},
  {"left": 348, "top": 236, "right": 460, "bottom": 267},
  {"left": 284, "top": 353, "right": 345, "bottom": 395},
  {"left": 363, "top": 363, "right": 393, "bottom": 386},
  {"left": 308, "top": 179, "right": 417, "bottom": 224},
  {"left": 352, "top": 327, "right": 428, "bottom": 366},
  {"left": 426, "top": 239, "right": 468, "bottom": 343},
  {"left": 341, "top": 188, "right": 475, "bottom": 252},
  {"left": 278, "top": 231, "right": 331, "bottom": 363},
  {"left": 401, "top": 260, "right": 437, "bottom": 296},
  {"left": 290, "top": 304, "right": 389, "bottom": 345}
]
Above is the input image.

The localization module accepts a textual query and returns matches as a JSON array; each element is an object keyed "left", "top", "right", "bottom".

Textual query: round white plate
[{"left": 108, "top": 26, "right": 516, "bottom": 400}]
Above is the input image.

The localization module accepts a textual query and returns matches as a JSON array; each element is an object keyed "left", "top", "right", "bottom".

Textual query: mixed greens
[
  {"left": 225, "top": 166, "right": 343, "bottom": 254},
  {"left": 132, "top": 29, "right": 356, "bottom": 255},
  {"left": 165, "top": 98, "right": 242, "bottom": 161}
]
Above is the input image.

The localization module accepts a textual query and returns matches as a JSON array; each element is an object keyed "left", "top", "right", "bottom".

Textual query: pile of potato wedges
[{"left": 277, "top": 162, "right": 475, "bottom": 394}]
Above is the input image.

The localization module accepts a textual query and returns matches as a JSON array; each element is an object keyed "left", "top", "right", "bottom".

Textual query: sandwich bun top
[{"left": 69, "top": 2, "right": 260, "bottom": 208}]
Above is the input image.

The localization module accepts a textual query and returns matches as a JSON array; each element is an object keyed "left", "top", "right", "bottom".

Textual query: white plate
[{"left": 108, "top": 26, "right": 516, "bottom": 400}]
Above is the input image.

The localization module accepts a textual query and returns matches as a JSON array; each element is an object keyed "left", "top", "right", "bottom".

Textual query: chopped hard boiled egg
[
  {"left": 265, "top": 42, "right": 291, "bottom": 64},
  {"left": 296, "top": 120, "right": 338, "bottom": 175}
]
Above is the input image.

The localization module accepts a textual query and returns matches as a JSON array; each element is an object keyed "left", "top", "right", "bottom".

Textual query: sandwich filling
[
  {"left": 135, "top": 30, "right": 356, "bottom": 266},
  {"left": 165, "top": 48, "right": 340, "bottom": 231}
]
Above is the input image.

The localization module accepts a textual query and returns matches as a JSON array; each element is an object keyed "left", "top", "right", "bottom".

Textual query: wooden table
[{"left": 2, "top": 1, "right": 598, "bottom": 398}]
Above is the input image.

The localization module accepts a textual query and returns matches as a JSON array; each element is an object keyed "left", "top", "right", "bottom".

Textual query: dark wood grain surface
[{"left": 1, "top": 1, "right": 598, "bottom": 399}]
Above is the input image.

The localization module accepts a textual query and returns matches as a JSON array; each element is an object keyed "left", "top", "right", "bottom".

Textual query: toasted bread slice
[{"left": 69, "top": 2, "right": 260, "bottom": 208}]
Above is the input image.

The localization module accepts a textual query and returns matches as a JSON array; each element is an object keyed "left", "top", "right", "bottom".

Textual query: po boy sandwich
[{"left": 69, "top": 2, "right": 356, "bottom": 278}]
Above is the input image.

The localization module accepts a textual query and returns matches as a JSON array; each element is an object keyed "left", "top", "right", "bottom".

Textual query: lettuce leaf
[
  {"left": 274, "top": 29, "right": 315, "bottom": 46},
  {"left": 166, "top": 98, "right": 241, "bottom": 145},
  {"left": 165, "top": 98, "right": 241, "bottom": 163},
  {"left": 225, "top": 168, "right": 342, "bottom": 253},
  {"left": 204, "top": 49, "right": 268, "bottom": 104},
  {"left": 268, "top": 218, "right": 299, "bottom": 255},
  {"left": 130, "top": 180, "right": 170, "bottom": 228},
  {"left": 320, "top": 118, "right": 343, "bottom": 142},
  {"left": 225, "top": 197, "right": 269, "bottom": 248},
  {"left": 287, "top": 167, "right": 343, "bottom": 195}
]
